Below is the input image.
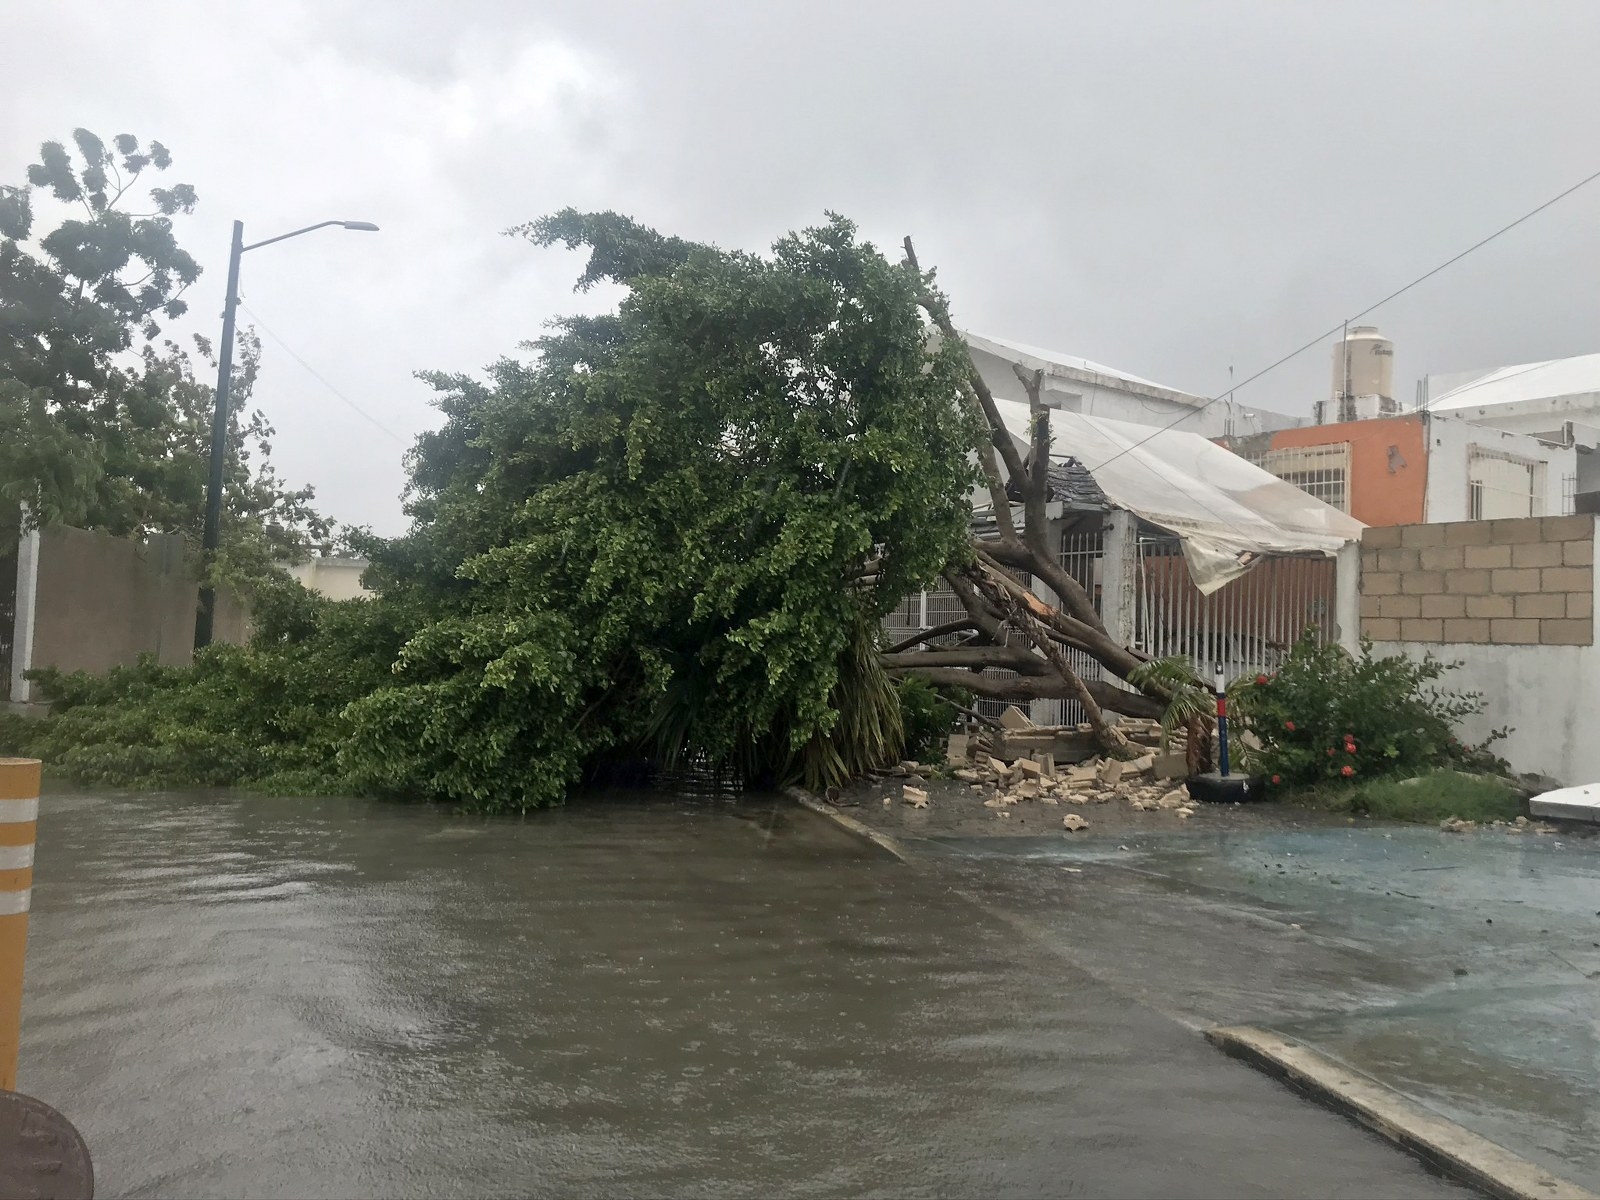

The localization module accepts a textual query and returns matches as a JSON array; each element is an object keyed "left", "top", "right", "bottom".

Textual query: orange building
[{"left": 1221, "top": 411, "right": 1572, "bottom": 527}]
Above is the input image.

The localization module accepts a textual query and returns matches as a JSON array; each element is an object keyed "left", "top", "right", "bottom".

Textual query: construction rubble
[{"left": 882, "top": 706, "right": 1200, "bottom": 825}]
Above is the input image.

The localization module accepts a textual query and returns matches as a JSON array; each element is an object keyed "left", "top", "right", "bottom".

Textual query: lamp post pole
[
  {"left": 194, "top": 219, "right": 378, "bottom": 650},
  {"left": 194, "top": 220, "right": 244, "bottom": 650}
]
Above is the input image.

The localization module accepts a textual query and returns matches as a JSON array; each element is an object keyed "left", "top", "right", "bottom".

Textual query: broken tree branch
[
  {"left": 884, "top": 619, "right": 980, "bottom": 654},
  {"left": 904, "top": 235, "right": 1024, "bottom": 543}
]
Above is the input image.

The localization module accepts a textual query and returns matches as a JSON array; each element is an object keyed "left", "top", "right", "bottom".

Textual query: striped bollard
[{"left": 0, "top": 758, "right": 38, "bottom": 1092}]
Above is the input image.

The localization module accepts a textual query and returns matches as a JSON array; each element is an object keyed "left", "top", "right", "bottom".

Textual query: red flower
[
  {"left": 1284, "top": 721, "right": 1296, "bottom": 732},
  {"left": 1255, "top": 674, "right": 1269, "bottom": 686},
  {"left": 1340, "top": 765, "right": 1354, "bottom": 777},
  {"left": 1271, "top": 774, "right": 1282, "bottom": 785}
]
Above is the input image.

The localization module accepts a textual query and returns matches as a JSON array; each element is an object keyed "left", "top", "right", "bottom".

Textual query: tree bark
[
  {"left": 885, "top": 240, "right": 1176, "bottom": 735},
  {"left": 880, "top": 664, "right": 1164, "bottom": 719}
]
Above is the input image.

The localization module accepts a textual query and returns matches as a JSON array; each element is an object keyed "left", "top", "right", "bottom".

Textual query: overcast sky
[{"left": 6, "top": 1, "right": 1600, "bottom": 534}]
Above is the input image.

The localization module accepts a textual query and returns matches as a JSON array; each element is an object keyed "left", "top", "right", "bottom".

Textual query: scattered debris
[
  {"left": 902, "top": 785, "right": 929, "bottom": 809},
  {"left": 1061, "top": 814, "right": 1089, "bottom": 832},
  {"left": 999, "top": 705, "right": 1035, "bottom": 731},
  {"left": 927, "top": 718, "right": 1202, "bottom": 822},
  {"left": 945, "top": 734, "right": 969, "bottom": 765},
  {"left": 1440, "top": 817, "right": 1477, "bottom": 833}
]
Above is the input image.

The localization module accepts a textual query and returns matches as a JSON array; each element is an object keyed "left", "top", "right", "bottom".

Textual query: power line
[
  {"left": 1089, "top": 162, "right": 1600, "bottom": 471},
  {"left": 237, "top": 302, "right": 407, "bottom": 444}
]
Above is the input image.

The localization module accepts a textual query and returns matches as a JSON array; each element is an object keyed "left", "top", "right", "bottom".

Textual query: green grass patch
[{"left": 1284, "top": 769, "right": 1523, "bottom": 824}]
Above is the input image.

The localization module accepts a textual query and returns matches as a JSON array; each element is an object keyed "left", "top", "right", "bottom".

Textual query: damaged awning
[{"left": 990, "top": 402, "right": 1365, "bottom": 593}]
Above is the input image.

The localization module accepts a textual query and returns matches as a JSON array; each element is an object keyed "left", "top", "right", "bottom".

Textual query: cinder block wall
[{"left": 1360, "top": 515, "right": 1594, "bottom": 647}]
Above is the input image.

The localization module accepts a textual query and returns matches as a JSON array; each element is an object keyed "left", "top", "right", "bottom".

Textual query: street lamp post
[{"left": 194, "top": 218, "right": 379, "bottom": 650}]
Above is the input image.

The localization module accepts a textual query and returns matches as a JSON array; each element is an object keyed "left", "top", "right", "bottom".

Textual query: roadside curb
[
  {"left": 784, "top": 786, "right": 908, "bottom": 862},
  {"left": 1206, "top": 1025, "right": 1595, "bottom": 1200}
]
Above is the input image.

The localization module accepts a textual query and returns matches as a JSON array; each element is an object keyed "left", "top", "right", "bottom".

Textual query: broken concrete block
[
  {"left": 1129, "top": 753, "right": 1155, "bottom": 774},
  {"left": 1155, "top": 788, "right": 1188, "bottom": 809},
  {"left": 999, "top": 705, "right": 1035, "bottom": 731},
  {"left": 1153, "top": 752, "right": 1187, "bottom": 780},
  {"left": 1176, "top": 806, "right": 1195, "bottom": 819},
  {"left": 1013, "top": 780, "right": 1041, "bottom": 799},
  {"left": 902, "top": 785, "right": 929, "bottom": 808},
  {"left": 954, "top": 768, "right": 984, "bottom": 784},
  {"left": 1098, "top": 758, "right": 1125, "bottom": 787},
  {"left": 986, "top": 755, "right": 1010, "bottom": 776},
  {"left": 945, "top": 734, "right": 970, "bottom": 765},
  {"left": 1062, "top": 814, "right": 1089, "bottom": 832},
  {"left": 1016, "top": 758, "right": 1042, "bottom": 778}
]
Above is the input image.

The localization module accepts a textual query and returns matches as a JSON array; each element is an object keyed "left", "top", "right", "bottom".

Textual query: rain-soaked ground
[
  {"left": 19, "top": 788, "right": 1473, "bottom": 1199},
  {"left": 847, "top": 783, "right": 1600, "bottom": 1193}
]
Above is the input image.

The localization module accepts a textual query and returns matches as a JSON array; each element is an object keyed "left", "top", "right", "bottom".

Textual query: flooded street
[{"left": 19, "top": 789, "right": 1468, "bottom": 1198}]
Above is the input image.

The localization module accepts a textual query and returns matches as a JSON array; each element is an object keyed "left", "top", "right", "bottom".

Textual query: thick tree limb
[
  {"left": 1013, "top": 363, "right": 1051, "bottom": 542},
  {"left": 880, "top": 646, "right": 1049, "bottom": 675},
  {"left": 884, "top": 619, "right": 979, "bottom": 654},
  {"left": 903, "top": 236, "right": 1023, "bottom": 542},
  {"left": 882, "top": 664, "right": 1164, "bottom": 720}
]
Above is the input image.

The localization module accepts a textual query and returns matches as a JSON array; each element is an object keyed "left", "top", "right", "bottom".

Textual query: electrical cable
[
  {"left": 237, "top": 302, "right": 407, "bottom": 444},
  {"left": 1087, "top": 163, "right": 1600, "bottom": 472}
]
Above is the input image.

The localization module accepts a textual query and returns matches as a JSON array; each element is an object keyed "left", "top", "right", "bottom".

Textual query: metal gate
[
  {"left": 0, "top": 524, "right": 16, "bottom": 696},
  {"left": 1134, "top": 533, "right": 1336, "bottom": 682},
  {"left": 1025, "top": 528, "right": 1106, "bottom": 727}
]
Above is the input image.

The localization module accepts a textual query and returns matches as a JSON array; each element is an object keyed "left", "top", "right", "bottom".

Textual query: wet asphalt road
[
  {"left": 890, "top": 819, "right": 1600, "bottom": 1192},
  {"left": 19, "top": 788, "right": 1472, "bottom": 1198}
]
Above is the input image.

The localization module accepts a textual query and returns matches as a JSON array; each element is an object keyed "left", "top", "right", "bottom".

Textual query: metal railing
[{"left": 1135, "top": 534, "right": 1335, "bottom": 682}]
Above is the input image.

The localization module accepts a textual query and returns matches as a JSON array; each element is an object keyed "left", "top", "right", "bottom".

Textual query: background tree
[{"left": 1, "top": 129, "right": 328, "bottom": 564}]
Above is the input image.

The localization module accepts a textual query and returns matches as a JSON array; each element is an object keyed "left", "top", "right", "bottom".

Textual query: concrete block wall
[
  {"left": 1359, "top": 515, "right": 1594, "bottom": 647},
  {"left": 1361, "top": 514, "right": 1599, "bottom": 784},
  {"left": 9, "top": 523, "right": 251, "bottom": 704}
]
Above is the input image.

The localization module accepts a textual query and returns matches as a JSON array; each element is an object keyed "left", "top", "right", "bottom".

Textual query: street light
[{"left": 194, "top": 217, "right": 379, "bottom": 649}]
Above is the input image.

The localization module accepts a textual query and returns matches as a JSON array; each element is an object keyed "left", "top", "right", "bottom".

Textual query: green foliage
[
  {"left": 1, "top": 129, "right": 328, "bottom": 566},
  {"left": 1126, "top": 654, "right": 1210, "bottom": 744},
  {"left": 5, "top": 585, "right": 410, "bottom": 794},
  {"left": 1347, "top": 770, "right": 1523, "bottom": 824},
  {"left": 339, "top": 211, "right": 975, "bottom": 809},
  {"left": 894, "top": 676, "right": 970, "bottom": 763},
  {"left": 1232, "top": 630, "right": 1499, "bottom": 786},
  {"left": 1286, "top": 769, "right": 1523, "bottom": 825},
  {"left": 15, "top": 210, "right": 979, "bottom": 812}
]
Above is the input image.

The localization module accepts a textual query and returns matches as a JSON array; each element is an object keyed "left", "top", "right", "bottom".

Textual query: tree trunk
[{"left": 883, "top": 239, "right": 1179, "bottom": 734}]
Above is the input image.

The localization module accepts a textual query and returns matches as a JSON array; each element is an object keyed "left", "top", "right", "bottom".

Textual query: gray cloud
[{"left": 6, "top": 0, "right": 1599, "bottom": 533}]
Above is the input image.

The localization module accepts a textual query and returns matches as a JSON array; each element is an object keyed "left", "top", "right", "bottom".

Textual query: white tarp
[{"left": 990, "top": 401, "right": 1365, "bottom": 593}]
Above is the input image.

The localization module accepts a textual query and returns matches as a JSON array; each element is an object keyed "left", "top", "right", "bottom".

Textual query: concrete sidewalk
[{"left": 837, "top": 783, "right": 1600, "bottom": 1193}]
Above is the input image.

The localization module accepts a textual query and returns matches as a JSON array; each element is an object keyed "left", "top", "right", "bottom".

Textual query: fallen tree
[
  {"left": 3, "top": 210, "right": 1180, "bottom": 807},
  {"left": 878, "top": 239, "right": 1173, "bottom": 753}
]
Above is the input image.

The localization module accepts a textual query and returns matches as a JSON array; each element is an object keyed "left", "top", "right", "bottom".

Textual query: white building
[
  {"left": 287, "top": 556, "right": 372, "bottom": 601},
  {"left": 1421, "top": 353, "right": 1600, "bottom": 515},
  {"left": 961, "top": 331, "right": 1303, "bottom": 440}
]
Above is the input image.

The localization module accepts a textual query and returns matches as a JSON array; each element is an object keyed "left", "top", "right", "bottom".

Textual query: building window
[
  {"left": 1246, "top": 443, "right": 1352, "bottom": 514},
  {"left": 1467, "top": 449, "right": 1543, "bottom": 520}
]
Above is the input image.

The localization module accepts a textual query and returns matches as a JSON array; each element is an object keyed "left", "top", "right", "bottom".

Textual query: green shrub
[
  {"left": 893, "top": 676, "right": 972, "bottom": 763},
  {"left": 1347, "top": 770, "right": 1523, "bottom": 824},
  {"left": 1233, "top": 630, "right": 1502, "bottom": 787}
]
